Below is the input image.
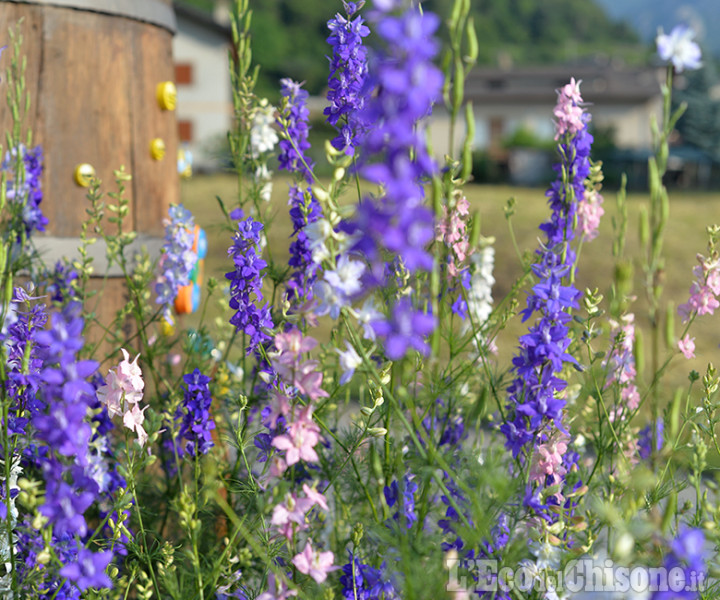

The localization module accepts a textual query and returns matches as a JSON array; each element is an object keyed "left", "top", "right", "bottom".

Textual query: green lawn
[{"left": 180, "top": 173, "right": 720, "bottom": 400}]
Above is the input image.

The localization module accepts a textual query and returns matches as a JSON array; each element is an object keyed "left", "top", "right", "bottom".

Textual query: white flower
[
  {"left": 254, "top": 165, "right": 273, "bottom": 202},
  {"left": 336, "top": 342, "right": 362, "bottom": 385},
  {"left": 656, "top": 25, "right": 702, "bottom": 72},
  {"left": 324, "top": 255, "right": 365, "bottom": 297},
  {"left": 250, "top": 100, "right": 279, "bottom": 157},
  {"left": 304, "top": 218, "right": 334, "bottom": 264},
  {"left": 530, "top": 540, "right": 561, "bottom": 570},
  {"left": 355, "top": 298, "right": 383, "bottom": 341},
  {"left": 313, "top": 281, "right": 345, "bottom": 320},
  {"left": 466, "top": 246, "right": 495, "bottom": 326}
]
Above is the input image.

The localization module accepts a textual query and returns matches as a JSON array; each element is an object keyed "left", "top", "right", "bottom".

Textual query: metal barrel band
[{"left": 1, "top": 0, "right": 177, "bottom": 33}]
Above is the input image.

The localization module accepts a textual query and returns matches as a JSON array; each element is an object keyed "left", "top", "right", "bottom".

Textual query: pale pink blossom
[
  {"left": 436, "top": 195, "right": 472, "bottom": 278},
  {"left": 679, "top": 253, "right": 720, "bottom": 322},
  {"left": 97, "top": 349, "right": 144, "bottom": 417},
  {"left": 603, "top": 314, "right": 640, "bottom": 413},
  {"left": 293, "top": 361, "right": 328, "bottom": 401},
  {"left": 271, "top": 406, "right": 320, "bottom": 465},
  {"left": 577, "top": 188, "right": 604, "bottom": 240},
  {"left": 561, "top": 77, "right": 583, "bottom": 104},
  {"left": 678, "top": 334, "right": 696, "bottom": 359},
  {"left": 97, "top": 349, "right": 148, "bottom": 447},
  {"left": 271, "top": 486, "right": 329, "bottom": 540},
  {"left": 530, "top": 432, "right": 569, "bottom": 488},
  {"left": 265, "top": 392, "right": 292, "bottom": 429},
  {"left": 291, "top": 540, "right": 335, "bottom": 583},
  {"left": 621, "top": 383, "right": 640, "bottom": 411},
  {"left": 271, "top": 494, "right": 309, "bottom": 540},
  {"left": 301, "top": 483, "right": 329, "bottom": 511},
  {"left": 553, "top": 78, "right": 586, "bottom": 140},
  {"left": 123, "top": 403, "right": 149, "bottom": 447}
]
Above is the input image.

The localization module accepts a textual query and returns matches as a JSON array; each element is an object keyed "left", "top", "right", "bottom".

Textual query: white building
[{"left": 172, "top": 3, "right": 233, "bottom": 171}]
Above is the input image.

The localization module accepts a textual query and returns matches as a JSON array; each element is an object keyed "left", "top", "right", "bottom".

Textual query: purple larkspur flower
[
  {"left": 31, "top": 302, "right": 102, "bottom": 542},
  {"left": 175, "top": 368, "right": 216, "bottom": 458},
  {"left": 325, "top": 1, "right": 370, "bottom": 155},
  {"left": 651, "top": 527, "right": 706, "bottom": 600},
  {"left": 638, "top": 418, "right": 664, "bottom": 460},
  {"left": 277, "top": 78, "right": 313, "bottom": 179},
  {"left": 59, "top": 548, "right": 112, "bottom": 591},
  {"left": 339, "top": 551, "right": 398, "bottom": 600},
  {"left": 500, "top": 81, "right": 593, "bottom": 462},
  {"left": 2, "top": 144, "right": 48, "bottom": 240},
  {"left": 1, "top": 287, "right": 48, "bottom": 438},
  {"left": 347, "top": 1, "right": 442, "bottom": 275},
  {"left": 384, "top": 476, "right": 418, "bottom": 529},
  {"left": 371, "top": 298, "right": 435, "bottom": 360},
  {"left": 225, "top": 216, "right": 273, "bottom": 353},
  {"left": 46, "top": 260, "right": 79, "bottom": 303},
  {"left": 277, "top": 79, "right": 325, "bottom": 301}
]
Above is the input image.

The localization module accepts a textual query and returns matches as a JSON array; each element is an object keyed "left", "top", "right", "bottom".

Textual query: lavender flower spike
[
  {"left": 226, "top": 216, "right": 273, "bottom": 354},
  {"left": 325, "top": 1, "right": 370, "bottom": 155},
  {"left": 500, "top": 80, "right": 593, "bottom": 459}
]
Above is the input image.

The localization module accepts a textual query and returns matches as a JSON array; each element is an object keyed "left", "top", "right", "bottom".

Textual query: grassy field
[{"left": 180, "top": 173, "right": 720, "bottom": 401}]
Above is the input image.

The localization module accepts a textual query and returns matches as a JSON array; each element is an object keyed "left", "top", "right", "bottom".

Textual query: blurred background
[{"left": 174, "top": 0, "right": 720, "bottom": 189}]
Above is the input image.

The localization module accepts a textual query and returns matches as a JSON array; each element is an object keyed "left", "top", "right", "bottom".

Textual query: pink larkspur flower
[
  {"left": 530, "top": 432, "right": 569, "bottom": 488},
  {"left": 97, "top": 349, "right": 144, "bottom": 417},
  {"left": 302, "top": 483, "right": 329, "bottom": 511},
  {"left": 680, "top": 253, "right": 720, "bottom": 322},
  {"left": 271, "top": 406, "right": 320, "bottom": 465},
  {"left": 97, "top": 349, "right": 148, "bottom": 446},
  {"left": 123, "top": 403, "right": 149, "bottom": 447},
  {"left": 577, "top": 188, "right": 604, "bottom": 240},
  {"left": 271, "top": 485, "right": 329, "bottom": 540},
  {"left": 678, "top": 334, "right": 696, "bottom": 359},
  {"left": 291, "top": 540, "right": 335, "bottom": 583},
  {"left": 271, "top": 493, "right": 309, "bottom": 540}
]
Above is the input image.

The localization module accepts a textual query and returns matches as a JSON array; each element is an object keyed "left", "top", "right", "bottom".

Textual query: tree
[{"left": 675, "top": 58, "right": 720, "bottom": 159}]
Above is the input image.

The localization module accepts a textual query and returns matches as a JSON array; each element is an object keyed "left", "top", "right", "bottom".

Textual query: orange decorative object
[{"left": 174, "top": 225, "right": 207, "bottom": 314}]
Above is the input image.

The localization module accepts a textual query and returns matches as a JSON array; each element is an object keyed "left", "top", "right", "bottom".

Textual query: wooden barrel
[
  {"left": 0, "top": 0, "right": 179, "bottom": 237},
  {"left": 0, "top": 0, "right": 180, "bottom": 350}
]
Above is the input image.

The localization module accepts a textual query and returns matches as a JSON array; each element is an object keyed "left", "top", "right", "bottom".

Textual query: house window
[
  {"left": 178, "top": 120, "right": 193, "bottom": 142},
  {"left": 175, "top": 62, "right": 193, "bottom": 85}
]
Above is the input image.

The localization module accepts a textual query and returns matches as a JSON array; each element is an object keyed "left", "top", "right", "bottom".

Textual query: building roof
[
  {"left": 466, "top": 64, "right": 662, "bottom": 105},
  {"left": 173, "top": 2, "right": 232, "bottom": 38}
]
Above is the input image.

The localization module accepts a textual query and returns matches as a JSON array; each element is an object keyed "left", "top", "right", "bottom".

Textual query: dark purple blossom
[
  {"left": 226, "top": 216, "right": 273, "bottom": 353},
  {"left": 277, "top": 79, "right": 324, "bottom": 301},
  {"left": 639, "top": 418, "right": 664, "bottom": 460},
  {"left": 1, "top": 287, "right": 47, "bottom": 439},
  {"left": 339, "top": 551, "right": 398, "bottom": 600},
  {"left": 175, "top": 369, "right": 216, "bottom": 458},
  {"left": 651, "top": 527, "right": 706, "bottom": 600},
  {"left": 277, "top": 78, "right": 313, "bottom": 180},
  {"left": 31, "top": 302, "right": 101, "bottom": 540},
  {"left": 371, "top": 298, "right": 435, "bottom": 360},
  {"left": 325, "top": 1, "right": 370, "bottom": 155},
  {"left": 46, "top": 260, "right": 79, "bottom": 303},
  {"left": 2, "top": 144, "right": 48, "bottom": 239},
  {"left": 500, "top": 82, "right": 593, "bottom": 462},
  {"left": 384, "top": 476, "right": 418, "bottom": 529},
  {"left": 345, "top": 2, "right": 442, "bottom": 275},
  {"left": 58, "top": 548, "right": 112, "bottom": 591}
]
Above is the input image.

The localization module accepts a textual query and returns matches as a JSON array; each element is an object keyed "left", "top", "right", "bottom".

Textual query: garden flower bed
[{"left": 0, "top": 1, "right": 717, "bottom": 599}]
